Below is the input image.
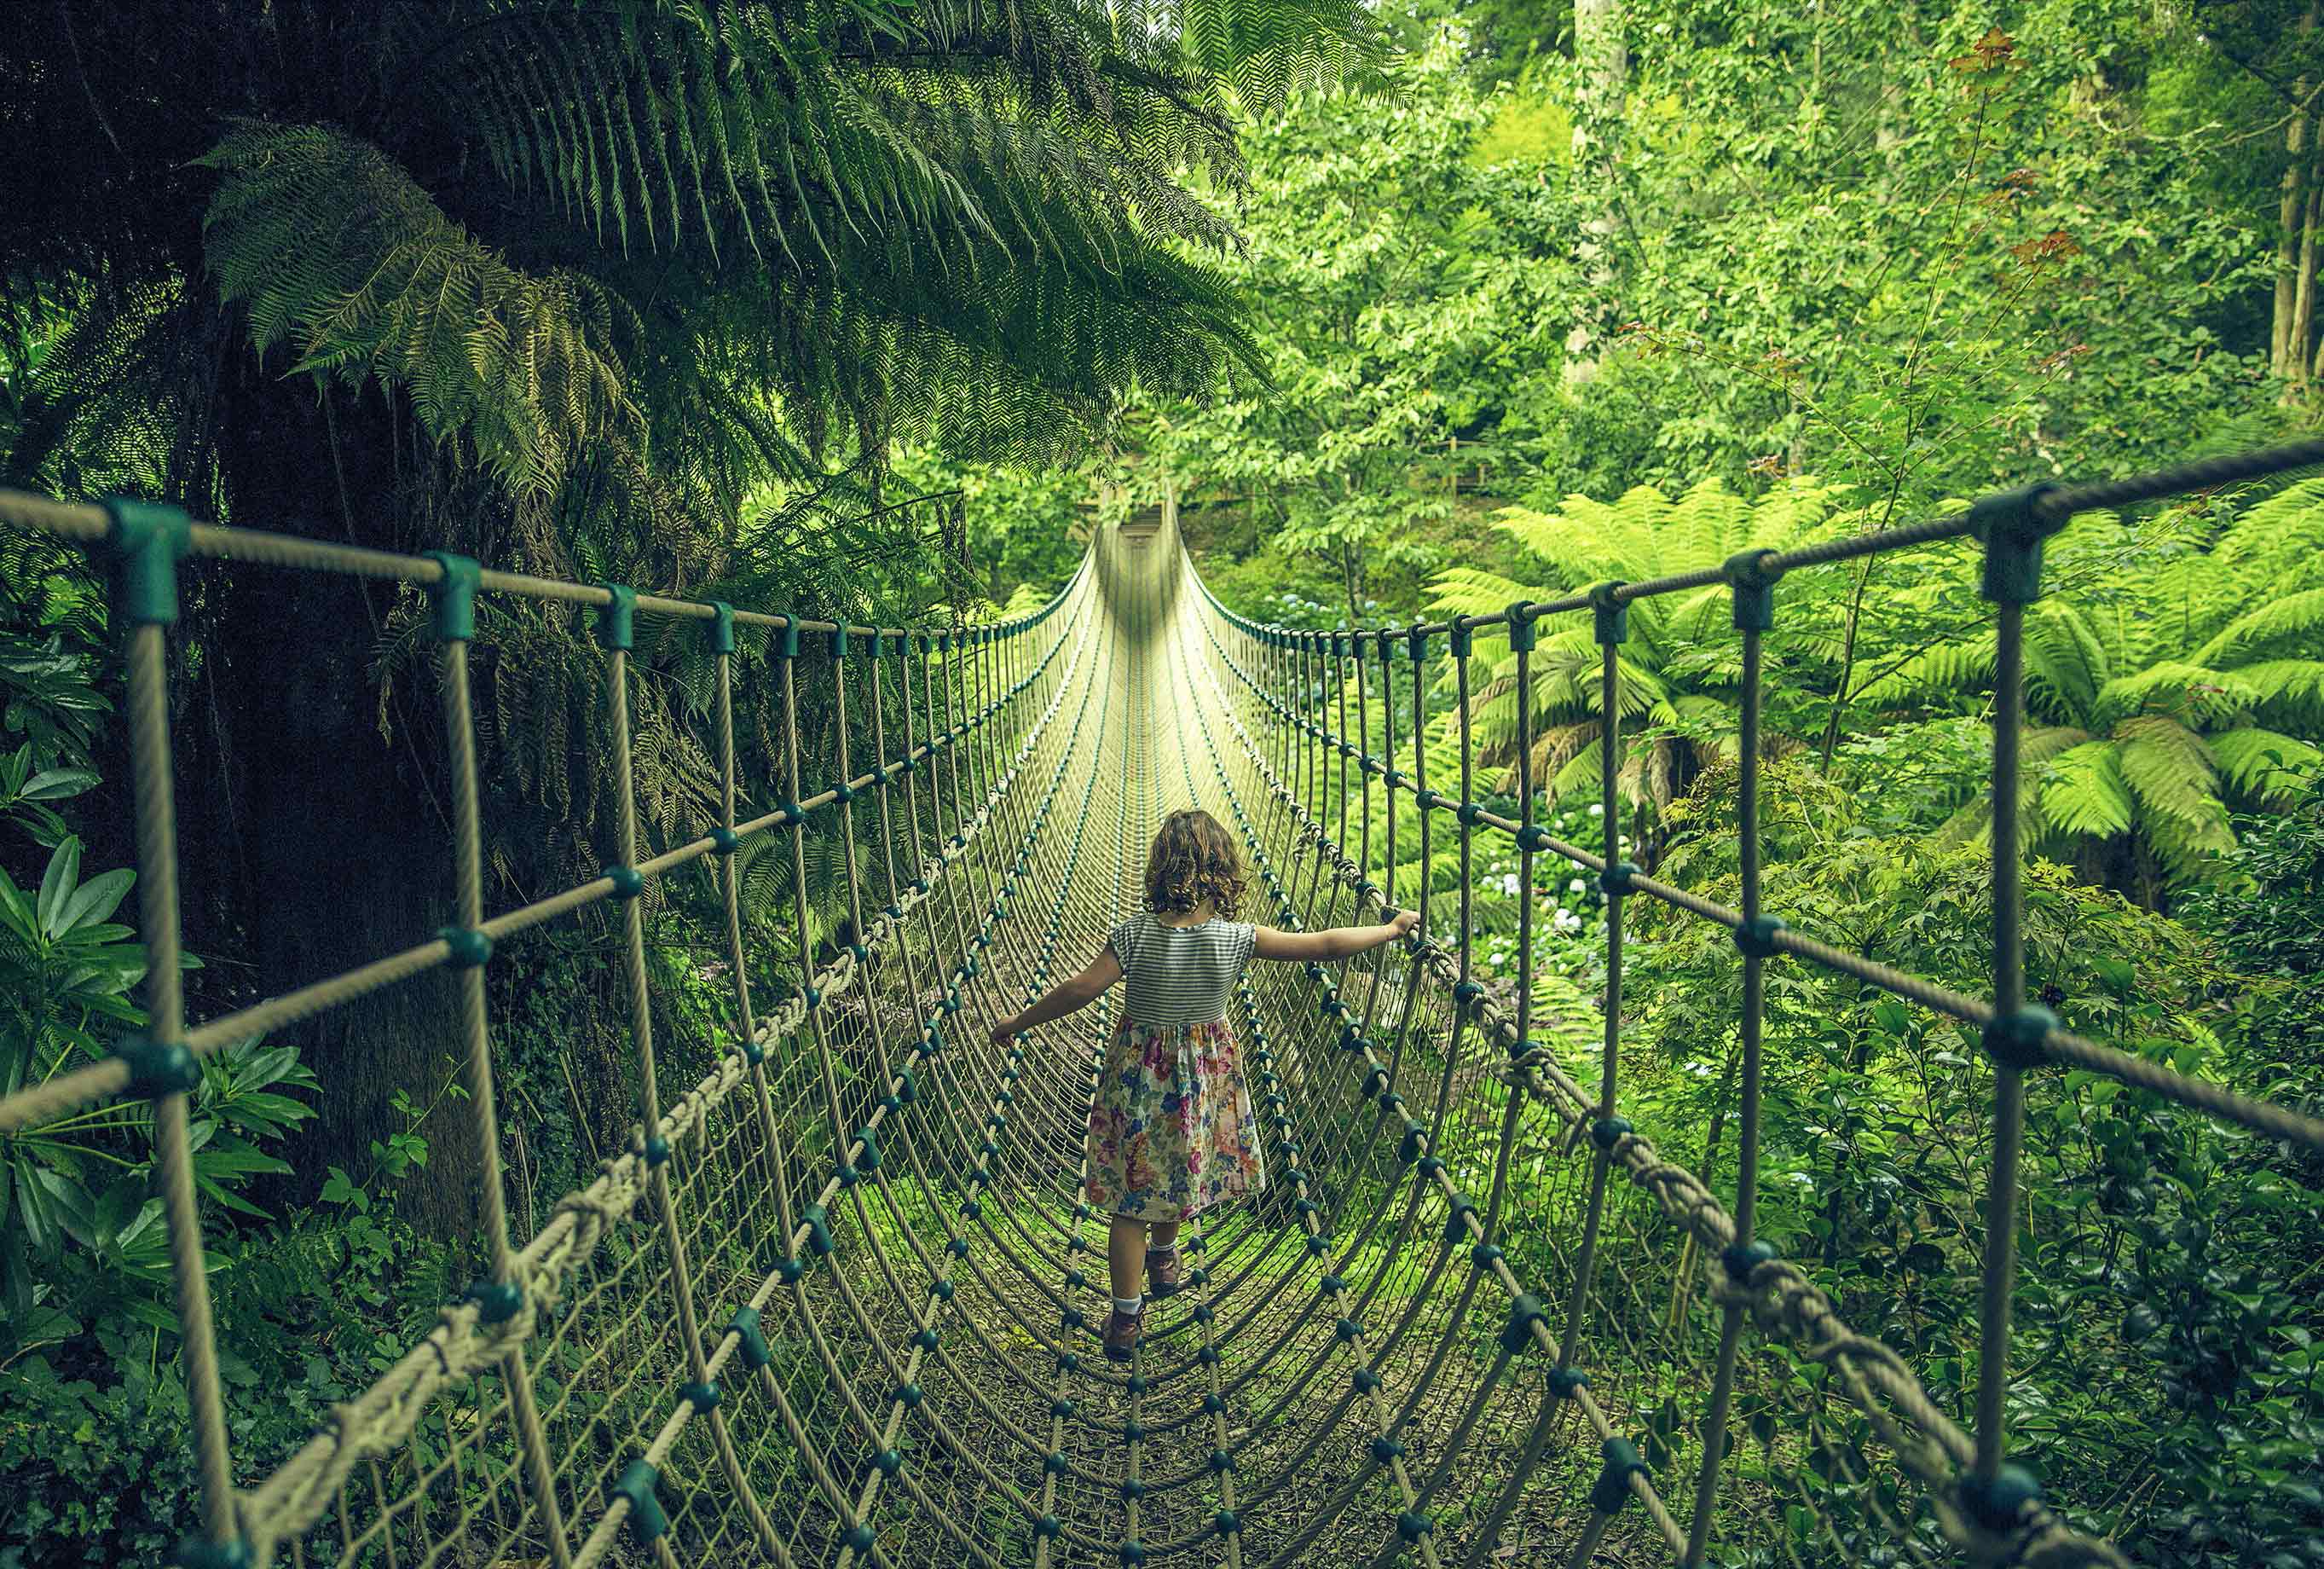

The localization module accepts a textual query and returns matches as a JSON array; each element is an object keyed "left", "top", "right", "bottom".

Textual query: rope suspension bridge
[{"left": 3, "top": 443, "right": 2322, "bottom": 1569}]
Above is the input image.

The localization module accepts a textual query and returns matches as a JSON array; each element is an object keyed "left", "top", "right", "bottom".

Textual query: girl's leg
[
  {"left": 1108, "top": 1215, "right": 1148, "bottom": 1304},
  {"left": 1145, "top": 1219, "right": 1184, "bottom": 1296}
]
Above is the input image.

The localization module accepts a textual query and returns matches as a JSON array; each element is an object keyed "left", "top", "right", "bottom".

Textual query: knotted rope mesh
[{"left": 3, "top": 443, "right": 2321, "bottom": 1569}]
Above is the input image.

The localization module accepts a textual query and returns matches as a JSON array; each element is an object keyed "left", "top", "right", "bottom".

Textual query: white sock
[{"left": 1113, "top": 1294, "right": 1143, "bottom": 1317}]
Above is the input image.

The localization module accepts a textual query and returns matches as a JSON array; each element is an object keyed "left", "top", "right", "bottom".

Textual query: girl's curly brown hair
[{"left": 1144, "top": 809, "right": 1246, "bottom": 918}]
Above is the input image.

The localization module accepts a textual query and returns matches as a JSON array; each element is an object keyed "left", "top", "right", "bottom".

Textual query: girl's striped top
[{"left": 1106, "top": 912, "right": 1257, "bottom": 1028}]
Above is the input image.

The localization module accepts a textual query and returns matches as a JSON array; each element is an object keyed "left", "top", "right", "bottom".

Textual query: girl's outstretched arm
[
  {"left": 1252, "top": 908, "right": 1419, "bottom": 962},
  {"left": 989, "top": 948, "right": 1124, "bottom": 1045}
]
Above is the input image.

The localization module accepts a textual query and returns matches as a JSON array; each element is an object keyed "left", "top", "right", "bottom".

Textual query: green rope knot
[
  {"left": 1209, "top": 1448, "right": 1235, "bottom": 1473},
  {"left": 829, "top": 624, "right": 850, "bottom": 659},
  {"left": 611, "top": 1459, "right": 668, "bottom": 1543},
  {"left": 1502, "top": 1293, "right": 1548, "bottom": 1353},
  {"left": 708, "top": 825, "right": 741, "bottom": 856},
  {"left": 1215, "top": 1509, "right": 1241, "bottom": 1536},
  {"left": 1722, "top": 548, "right": 1783, "bottom": 632},
  {"left": 1589, "top": 1116, "right": 1633, "bottom": 1153},
  {"left": 1731, "top": 914, "right": 1787, "bottom": 960},
  {"left": 1548, "top": 1365, "right": 1591, "bottom": 1398},
  {"left": 1588, "top": 581, "right": 1630, "bottom": 645},
  {"left": 777, "top": 617, "right": 802, "bottom": 660},
  {"left": 1119, "top": 1477, "right": 1145, "bottom": 1500},
  {"left": 1415, "top": 788, "right": 1442, "bottom": 809},
  {"left": 843, "top": 1522, "right": 876, "bottom": 1554},
  {"left": 1371, "top": 1435, "right": 1405, "bottom": 1462},
  {"left": 602, "top": 865, "right": 644, "bottom": 900},
  {"left": 1721, "top": 1240, "right": 1776, "bottom": 1282},
  {"left": 801, "top": 1203, "right": 833, "bottom": 1256},
  {"left": 1334, "top": 1316, "right": 1365, "bottom": 1341},
  {"left": 1456, "top": 801, "right": 1485, "bottom": 827},
  {"left": 1504, "top": 600, "right": 1537, "bottom": 652},
  {"left": 115, "top": 1035, "right": 200, "bottom": 1098},
  {"left": 1442, "top": 1195, "right": 1478, "bottom": 1242},
  {"left": 1983, "top": 1005, "right": 2059, "bottom": 1072},
  {"left": 928, "top": 1277, "right": 954, "bottom": 1302},
  {"left": 1590, "top": 1436, "right": 1651, "bottom": 1514},
  {"left": 1968, "top": 482, "right": 2068, "bottom": 605},
  {"left": 1448, "top": 622, "right": 1474, "bottom": 657},
  {"left": 167, "top": 1537, "right": 253, "bottom": 1569},
  {"left": 1959, "top": 1462, "right": 2045, "bottom": 1531},
  {"left": 1398, "top": 1120, "right": 1429, "bottom": 1163},
  {"left": 1352, "top": 1366, "right": 1382, "bottom": 1394},
  {"left": 1454, "top": 981, "right": 1485, "bottom": 1009},
  {"left": 704, "top": 599, "right": 735, "bottom": 655},
  {"left": 1516, "top": 823, "right": 1553, "bottom": 854},
  {"left": 438, "top": 926, "right": 493, "bottom": 969},
  {"left": 593, "top": 584, "right": 635, "bottom": 652},
  {"left": 855, "top": 1126, "right": 882, "bottom": 1172},
  {"left": 778, "top": 1256, "right": 806, "bottom": 1284},
  {"left": 421, "top": 553, "right": 481, "bottom": 644},
  {"left": 1033, "top": 1514, "right": 1064, "bottom": 1539},
  {"left": 726, "top": 1306, "right": 771, "bottom": 1370},
  {"left": 895, "top": 1381, "right": 923, "bottom": 1408},
  {"left": 103, "top": 498, "right": 193, "bottom": 628},
  {"left": 872, "top": 1448, "right": 904, "bottom": 1476},
  {"left": 464, "top": 1278, "right": 523, "bottom": 1325},
  {"left": 1361, "top": 1066, "right": 1388, "bottom": 1098},
  {"left": 1119, "top": 1541, "right": 1147, "bottom": 1566},
  {"left": 1320, "top": 1272, "right": 1347, "bottom": 1294},
  {"left": 680, "top": 1379, "right": 720, "bottom": 1411},
  {"left": 642, "top": 1136, "right": 671, "bottom": 1168},
  {"left": 741, "top": 1037, "right": 765, "bottom": 1067},
  {"left": 1043, "top": 1451, "right": 1069, "bottom": 1476},
  {"left": 1396, "top": 1511, "right": 1433, "bottom": 1543},
  {"left": 1598, "top": 859, "right": 1639, "bottom": 896}
]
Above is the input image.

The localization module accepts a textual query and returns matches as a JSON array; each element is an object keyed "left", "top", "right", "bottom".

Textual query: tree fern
[{"left": 200, "top": 121, "right": 641, "bottom": 497}]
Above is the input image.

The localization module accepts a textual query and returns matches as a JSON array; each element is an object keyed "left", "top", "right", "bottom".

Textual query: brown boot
[
  {"left": 1103, "top": 1305, "right": 1142, "bottom": 1363},
  {"left": 1147, "top": 1245, "right": 1184, "bottom": 1300}
]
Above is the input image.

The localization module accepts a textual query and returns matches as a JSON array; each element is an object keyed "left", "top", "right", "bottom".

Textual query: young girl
[{"left": 989, "top": 808, "right": 1420, "bottom": 1360}]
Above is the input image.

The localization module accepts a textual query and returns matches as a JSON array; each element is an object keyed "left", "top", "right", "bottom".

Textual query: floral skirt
[{"left": 1084, "top": 1018, "right": 1266, "bottom": 1223}]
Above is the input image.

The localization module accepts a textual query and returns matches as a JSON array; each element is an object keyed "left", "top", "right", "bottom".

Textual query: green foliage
[
  {"left": 1429, "top": 477, "right": 1848, "bottom": 805},
  {"left": 1859, "top": 483, "right": 2324, "bottom": 892},
  {"left": 1630, "top": 763, "right": 2324, "bottom": 1563},
  {"left": 200, "top": 121, "right": 642, "bottom": 497}
]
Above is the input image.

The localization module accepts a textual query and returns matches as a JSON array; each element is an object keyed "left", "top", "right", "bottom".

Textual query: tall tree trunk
[
  {"left": 1569, "top": 0, "right": 1627, "bottom": 385},
  {"left": 2276, "top": 9, "right": 2317, "bottom": 380},
  {"left": 2292, "top": 173, "right": 2321, "bottom": 398}
]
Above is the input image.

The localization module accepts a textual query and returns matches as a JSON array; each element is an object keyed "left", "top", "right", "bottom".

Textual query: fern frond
[
  {"left": 2190, "top": 586, "right": 2324, "bottom": 669},
  {"left": 2038, "top": 740, "right": 2133, "bottom": 839},
  {"left": 2090, "top": 663, "right": 2255, "bottom": 731},
  {"left": 200, "top": 120, "right": 641, "bottom": 496},
  {"left": 2208, "top": 726, "right": 2324, "bottom": 803}
]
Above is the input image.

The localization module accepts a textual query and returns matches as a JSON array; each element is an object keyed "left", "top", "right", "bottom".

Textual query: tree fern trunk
[{"left": 185, "top": 363, "right": 496, "bottom": 1246}]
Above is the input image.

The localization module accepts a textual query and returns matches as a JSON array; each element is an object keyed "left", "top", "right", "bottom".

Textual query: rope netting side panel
[{"left": 1177, "top": 441, "right": 2324, "bottom": 1569}]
